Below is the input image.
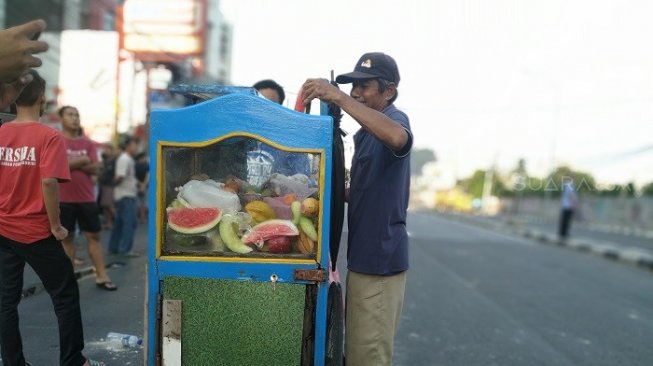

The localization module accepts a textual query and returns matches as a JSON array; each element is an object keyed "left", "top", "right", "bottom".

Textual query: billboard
[
  {"left": 58, "top": 30, "right": 118, "bottom": 143},
  {"left": 120, "top": 0, "right": 205, "bottom": 59}
]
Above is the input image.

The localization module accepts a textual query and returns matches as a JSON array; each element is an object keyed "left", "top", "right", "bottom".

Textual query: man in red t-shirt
[
  {"left": 58, "top": 105, "right": 116, "bottom": 291},
  {"left": 0, "top": 71, "right": 102, "bottom": 366}
]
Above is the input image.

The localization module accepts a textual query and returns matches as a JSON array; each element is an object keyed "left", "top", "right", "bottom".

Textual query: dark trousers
[
  {"left": 0, "top": 234, "right": 86, "bottom": 366},
  {"left": 559, "top": 208, "right": 574, "bottom": 238}
]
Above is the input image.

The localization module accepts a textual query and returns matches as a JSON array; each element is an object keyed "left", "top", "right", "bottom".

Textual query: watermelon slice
[
  {"left": 167, "top": 207, "right": 222, "bottom": 234},
  {"left": 242, "top": 220, "right": 299, "bottom": 246}
]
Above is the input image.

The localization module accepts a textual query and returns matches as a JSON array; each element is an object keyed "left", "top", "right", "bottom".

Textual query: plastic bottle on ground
[{"left": 106, "top": 332, "right": 143, "bottom": 348}]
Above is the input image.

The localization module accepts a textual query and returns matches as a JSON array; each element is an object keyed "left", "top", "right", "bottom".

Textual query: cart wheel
[{"left": 325, "top": 282, "right": 344, "bottom": 366}]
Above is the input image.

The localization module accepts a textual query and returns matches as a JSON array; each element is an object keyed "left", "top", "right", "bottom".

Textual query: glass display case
[{"left": 159, "top": 136, "right": 323, "bottom": 260}]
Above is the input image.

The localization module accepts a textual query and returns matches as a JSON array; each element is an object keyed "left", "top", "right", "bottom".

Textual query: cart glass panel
[{"left": 160, "top": 135, "right": 321, "bottom": 260}]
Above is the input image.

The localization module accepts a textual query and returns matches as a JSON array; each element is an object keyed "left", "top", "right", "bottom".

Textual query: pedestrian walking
[{"left": 558, "top": 177, "right": 579, "bottom": 240}]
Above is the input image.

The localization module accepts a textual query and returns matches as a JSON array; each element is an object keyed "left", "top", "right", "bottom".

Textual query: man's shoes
[{"left": 122, "top": 251, "right": 141, "bottom": 258}]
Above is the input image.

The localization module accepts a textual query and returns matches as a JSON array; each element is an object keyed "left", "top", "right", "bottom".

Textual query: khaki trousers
[{"left": 345, "top": 270, "right": 407, "bottom": 366}]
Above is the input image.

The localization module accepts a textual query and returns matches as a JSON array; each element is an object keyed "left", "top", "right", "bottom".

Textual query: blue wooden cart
[{"left": 146, "top": 86, "right": 342, "bottom": 365}]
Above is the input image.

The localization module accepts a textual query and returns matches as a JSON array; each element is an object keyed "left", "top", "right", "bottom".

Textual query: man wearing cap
[{"left": 302, "top": 52, "right": 411, "bottom": 366}]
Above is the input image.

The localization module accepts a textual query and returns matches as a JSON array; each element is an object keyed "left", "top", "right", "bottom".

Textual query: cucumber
[
  {"left": 299, "top": 216, "right": 318, "bottom": 242},
  {"left": 219, "top": 215, "right": 253, "bottom": 254}
]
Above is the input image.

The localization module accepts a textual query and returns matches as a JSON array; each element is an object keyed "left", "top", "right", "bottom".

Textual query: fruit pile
[{"left": 165, "top": 176, "right": 319, "bottom": 256}]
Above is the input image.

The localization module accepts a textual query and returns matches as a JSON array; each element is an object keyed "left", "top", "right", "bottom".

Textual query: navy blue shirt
[{"left": 347, "top": 104, "right": 412, "bottom": 275}]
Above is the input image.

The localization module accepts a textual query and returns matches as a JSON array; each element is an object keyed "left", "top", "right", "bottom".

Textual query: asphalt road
[
  {"left": 391, "top": 212, "right": 653, "bottom": 366},
  {"left": 7, "top": 212, "right": 653, "bottom": 365}
]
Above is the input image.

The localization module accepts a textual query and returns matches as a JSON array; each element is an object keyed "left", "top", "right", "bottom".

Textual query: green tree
[
  {"left": 458, "top": 169, "right": 509, "bottom": 198},
  {"left": 641, "top": 182, "right": 653, "bottom": 196}
]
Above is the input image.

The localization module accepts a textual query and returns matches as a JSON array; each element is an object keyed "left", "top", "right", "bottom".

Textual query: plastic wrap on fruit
[
  {"left": 177, "top": 179, "right": 241, "bottom": 213},
  {"left": 242, "top": 220, "right": 299, "bottom": 249},
  {"left": 267, "top": 173, "right": 317, "bottom": 201}
]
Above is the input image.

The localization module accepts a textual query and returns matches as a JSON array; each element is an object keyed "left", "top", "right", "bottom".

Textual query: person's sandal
[
  {"left": 84, "top": 359, "right": 106, "bottom": 366},
  {"left": 96, "top": 281, "right": 118, "bottom": 291}
]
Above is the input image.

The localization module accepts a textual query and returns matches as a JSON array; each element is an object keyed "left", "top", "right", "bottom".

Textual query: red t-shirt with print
[
  {"left": 0, "top": 122, "right": 71, "bottom": 243},
  {"left": 59, "top": 136, "right": 98, "bottom": 203}
]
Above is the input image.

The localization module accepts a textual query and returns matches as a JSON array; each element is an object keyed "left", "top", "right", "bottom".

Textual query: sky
[{"left": 221, "top": 0, "right": 653, "bottom": 186}]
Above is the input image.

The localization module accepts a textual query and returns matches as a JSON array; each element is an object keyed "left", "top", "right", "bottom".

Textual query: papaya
[
  {"left": 297, "top": 230, "right": 315, "bottom": 254},
  {"left": 245, "top": 200, "right": 277, "bottom": 223}
]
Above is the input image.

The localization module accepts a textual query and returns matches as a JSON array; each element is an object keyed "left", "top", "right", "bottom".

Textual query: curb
[
  {"left": 21, "top": 261, "right": 125, "bottom": 300},
  {"left": 442, "top": 212, "right": 653, "bottom": 272}
]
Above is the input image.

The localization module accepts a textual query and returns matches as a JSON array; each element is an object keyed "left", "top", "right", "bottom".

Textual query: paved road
[
  {"left": 485, "top": 213, "right": 653, "bottom": 252},
  {"left": 9, "top": 212, "right": 653, "bottom": 365},
  {"left": 391, "top": 212, "right": 653, "bottom": 366}
]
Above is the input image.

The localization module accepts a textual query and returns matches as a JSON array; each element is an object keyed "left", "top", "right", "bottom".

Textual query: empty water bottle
[{"left": 106, "top": 332, "right": 143, "bottom": 348}]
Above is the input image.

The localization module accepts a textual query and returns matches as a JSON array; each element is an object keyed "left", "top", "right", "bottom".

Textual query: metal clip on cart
[{"left": 146, "top": 85, "right": 343, "bottom": 365}]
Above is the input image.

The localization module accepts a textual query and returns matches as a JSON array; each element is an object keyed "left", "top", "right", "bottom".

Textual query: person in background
[
  {"left": 248, "top": 79, "right": 310, "bottom": 186},
  {"left": 0, "top": 20, "right": 48, "bottom": 110},
  {"left": 108, "top": 136, "right": 140, "bottom": 257},
  {"left": 253, "top": 79, "right": 285, "bottom": 104},
  {"left": 558, "top": 176, "right": 579, "bottom": 241},
  {"left": 0, "top": 70, "right": 104, "bottom": 366},
  {"left": 58, "top": 105, "right": 116, "bottom": 291},
  {"left": 98, "top": 144, "right": 117, "bottom": 229},
  {"left": 134, "top": 152, "right": 150, "bottom": 223},
  {"left": 301, "top": 52, "right": 412, "bottom": 366}
]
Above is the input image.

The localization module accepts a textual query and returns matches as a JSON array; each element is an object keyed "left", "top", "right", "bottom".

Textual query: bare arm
[
  {"left": 301, "top": 78, "right": 408, "bottom": 151},
  {"left": 79, "top": 161, "right": 99, "bottom": 175},
  {"left": 41, "top": 178, "right": 68, "bottom": 240}
]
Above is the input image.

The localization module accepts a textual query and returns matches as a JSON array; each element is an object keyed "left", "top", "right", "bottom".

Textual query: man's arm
[
  {"left": 301, "top": 78, "right": 408, "bottom": 152},
  {"left": 42, "top": 177, "right": 68, "bottom": 240},
  {"left": 79, "top": 161, "right": 99, "bottom": 175},
  {"left": 68, "top": 155, "right": 91, "bottom": 170}
]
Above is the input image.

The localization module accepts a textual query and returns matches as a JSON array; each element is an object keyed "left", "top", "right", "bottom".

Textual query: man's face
[
  {"left": 258, "top": 88, "right": 281, "bottom": 104},
  {"left": 127, "top": 141, "right": 139, "bottom": 156},
  {"left": 350, "top": 79, "right": 387, "bottom": 111},
  {"left": 61, "top": 107, "right": 80, "bottom": 131}
]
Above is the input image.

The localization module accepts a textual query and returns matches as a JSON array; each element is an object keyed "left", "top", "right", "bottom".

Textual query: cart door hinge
[{"left": 294, "top": 268, "right": 327, "bottom": 282}]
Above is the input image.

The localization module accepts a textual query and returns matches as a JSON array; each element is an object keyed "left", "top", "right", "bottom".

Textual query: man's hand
[
  {"left": 0, "top": 20, "right": 48, "bottom": 83},
  {"left": 301, "top": 78, "right": 344, "bottom": 105},
  {"left": 51, "top": 225, "right": 68, "bottom": 241}
]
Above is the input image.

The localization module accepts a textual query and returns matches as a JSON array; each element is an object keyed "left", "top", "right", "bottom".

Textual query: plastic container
[{"left": 106, "top": 332, "right": 143, "bottom": 348}]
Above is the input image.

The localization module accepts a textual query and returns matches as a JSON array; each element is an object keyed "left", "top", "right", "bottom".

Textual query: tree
[
  {"left": 410, "top": 148, "right": 436, "bottom": 176},
  {"left": 458, "top": 169, "right": 509, "bottom": 199},
  {"left": 641, "top": 182, "right": 653, "bottom": 196}
]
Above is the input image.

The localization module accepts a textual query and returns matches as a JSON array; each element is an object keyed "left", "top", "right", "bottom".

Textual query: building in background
[{"left": 1, "top": 0, "right": 232, "bottom": 141}]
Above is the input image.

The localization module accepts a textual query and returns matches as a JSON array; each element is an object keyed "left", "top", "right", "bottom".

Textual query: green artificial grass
[{"left": 163, "top": 277, "right": 305, "bottom": 365}]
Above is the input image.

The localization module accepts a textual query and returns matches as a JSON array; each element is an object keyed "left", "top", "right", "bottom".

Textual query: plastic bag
[
  {"left": 267, "top": 173, "right": 317, "bottom": 201},
  {"left": 177, "top": 179, "right": 241, "bottom": 213}
]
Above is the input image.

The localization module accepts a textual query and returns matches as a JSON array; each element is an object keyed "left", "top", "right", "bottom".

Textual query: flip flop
[
  {"left": 85, "top": 359, "right": 106, "bottom": 366},
  {"left": 96, "top": 281, "right": 118, "bottom": 291}
]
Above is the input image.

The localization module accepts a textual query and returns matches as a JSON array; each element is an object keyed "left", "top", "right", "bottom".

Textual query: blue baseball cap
[{"left": 336, "top": 52, "right": 400, "bottom": 85}]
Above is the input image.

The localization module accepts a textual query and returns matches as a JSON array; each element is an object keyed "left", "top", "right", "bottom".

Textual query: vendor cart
[{"left": 145, "top": 85, "right": 343, "bottom": 365}]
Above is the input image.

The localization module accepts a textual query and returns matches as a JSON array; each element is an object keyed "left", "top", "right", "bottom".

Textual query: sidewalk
[{"left": 435, "top": 210, "right": 653, "bottom": 272}]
